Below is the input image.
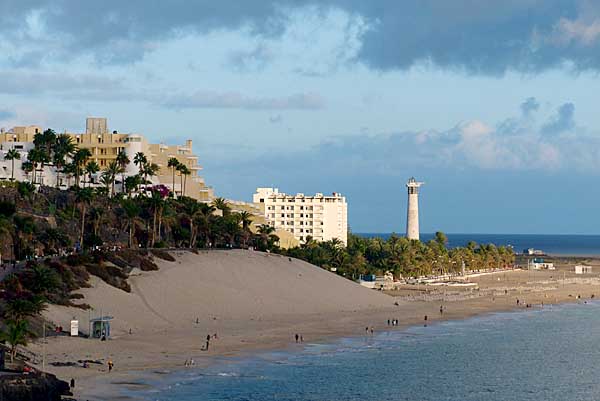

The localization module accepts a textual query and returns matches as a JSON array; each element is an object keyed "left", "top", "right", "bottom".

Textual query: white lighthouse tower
[{"left": 406, "top": 177, "right": 424, "bottom": 241}]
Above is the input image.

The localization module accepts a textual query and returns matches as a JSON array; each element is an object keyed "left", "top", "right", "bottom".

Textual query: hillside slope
[{"left": 44, "top": 250, "right": 393, "bottom": 335}]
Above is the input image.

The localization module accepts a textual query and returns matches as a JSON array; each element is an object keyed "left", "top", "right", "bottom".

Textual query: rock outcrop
[{"left": 0, "top": 372, "right": 71, "bottom": 401}]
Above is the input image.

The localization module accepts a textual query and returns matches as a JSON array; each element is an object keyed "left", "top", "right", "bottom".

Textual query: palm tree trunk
[
  {"left": 10, "top": 159, "right": 14, "bottom": 181},
  {"left": 80, "top": 204, "right": 86, "bottom": 250},
  {"left": 129, "top": 220, "right": 134, "bottom": 248},
  {"left": 172, "top": 168, "right": 176, "bottom": 197},
  {"left": 158, "top": 210, "right": 163, "bottom": 241},
  {"left": 183, "top": 174, "right": 187, "bottom": 196},
  {"left": 180, "top": 174, "right": 183, "bottom": 197},
  {"left": 152, "top": 209, "right": 157, "bottom": 247},
  {"left": 190, "top": 220, "right": 195, "bottom": 248}
]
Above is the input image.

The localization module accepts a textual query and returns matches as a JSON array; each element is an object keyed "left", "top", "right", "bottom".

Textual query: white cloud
[
  {"left": 554, "top": 17, "right": 600, "bottom": 45},
  {"left": 162, "top": 91, "right": 324, "bottom": 110}
]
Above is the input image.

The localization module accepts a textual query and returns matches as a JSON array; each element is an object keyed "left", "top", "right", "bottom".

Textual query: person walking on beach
[
  {"left": 107, "top": 359, "right": 113, "bottom": 373},
  {"left": 300, "top": 335, "right": 303, "bottom": 343},
  {"left": 424, "top": 315, "right": 428, "bottom": 327},
  {"left": 440, "top": 305, "right": 444, "bottom": 315},
  {"left": 295, "top": 333, "right": 299, "bottom": 343},
  {"left": 370, "top": 327, "right": 374, "bottom": 335},
  {"left": 70, "top": 378, "right": 75, "bottom": 389},
  {"left": 206, "top": 334, "right": 211, "bottom": 350}
]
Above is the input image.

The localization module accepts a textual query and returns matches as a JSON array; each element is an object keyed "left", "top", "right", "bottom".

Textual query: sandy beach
[{"left": 25, "top": 250, "right": 600, "bottom": 400}]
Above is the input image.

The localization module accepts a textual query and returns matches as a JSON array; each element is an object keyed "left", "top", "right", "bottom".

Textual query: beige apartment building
[
  {"left": 253, "top": 187, "right": 348, "bottom": 246},
  {"left": 0, "top": 118, "right": 214, "bottom": 201}
]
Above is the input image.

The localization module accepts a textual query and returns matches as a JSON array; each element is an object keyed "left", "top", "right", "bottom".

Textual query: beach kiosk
[
  {"left": 89, "top": 316, "right": 114, "bottom": 339},
  {"left": 575, "top": 265, "right": 592, "bottom": 275}
]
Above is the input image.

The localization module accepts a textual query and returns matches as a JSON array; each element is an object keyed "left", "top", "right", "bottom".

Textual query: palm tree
[
  {"left": 237, "top": 211, "right": 253, "bottom": 230},
  {"left": 27, "top": 148, "right": 46, "bottom": 184},
  {"left": 73, "top": 148, "right": 92, "bottom": 187},
  {"left": 102, "top": 161, "right": 121, "bottom": 197},
  {"left": 75, "top": 188, "right": 94, "bottom": 249},
  {"left": 28, "top": 265, "right": 59, "bottom": 294},
  {"left": 116, "top": 150, "right": 130, "bottom": 194},
  {"left": 0, "top": 319, "right": 30, "bottom": 362},
  {"left": 148, "top": 190, "right": 166, "bottom": 247},
  {"left": 88, "top": 206, "right": 104, "bottom": 238},
  {"left": 142, "top": 162, "right": 159, "bottom": 190},
  {"left": 236, "top": 211, "right": 253, "bottom": 247},
  {"left": 212, "top": 197, "right": 231, "bottom": 217},
  {"left": 99, "top": 171, "right": 113, "bottom": 196},
  {"left": 179, "top": 197, "right": 209, "bottom": 247},
  {"left": 32, "top": 129, "right": 56, "bottom": 185},
  {"left": 121, "top": 199, "right": 141, "bottom": 248},
  {"left": 4, "top": 296, "right": 46, "bottom": 321},
  {"left": 133, "top": 152, "right": 147, "bottom": 175},
  {"left": 62, "top": 162, "right": 77, "bottom": 187},
  {"left": 257, "top": 224, "right": 278, "bottom": 250},
  {"left": 53, "top": 134, "right": 76, "bottom": 187},
  {"left": 4, "top": 148, "right": 20, "bottom": 181},
  {"left": 20, "top": 160, "right": 33, "bottom": 182},
  {"left": 167, "top": 157, "right": 180, "bottom": 196},
  {"left": 124, "top": 175, "right": 141, "bottom": 198},
  {"left": 176, "top": 164, "right": 191, "bottom": 196},
  {"left": 85, "top": 161, "right": 100, "bottom": 187}
]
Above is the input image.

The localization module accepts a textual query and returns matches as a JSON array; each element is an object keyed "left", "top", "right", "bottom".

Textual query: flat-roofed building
[
  {"left": 253, "top": 187, "right": 348, "bottom": 246},
  {"left": 86, "top": 117, "right": 108, "bottom": 135},
  {"left": 0, "top": 118, "right": 214, "bottom": 201}
]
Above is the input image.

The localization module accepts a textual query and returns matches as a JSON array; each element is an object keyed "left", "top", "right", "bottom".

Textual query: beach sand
[{"left": 26, "top": 250, "right": 600, "bottom": 400}]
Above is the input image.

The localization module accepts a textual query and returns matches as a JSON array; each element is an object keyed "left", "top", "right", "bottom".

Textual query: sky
[{"left": 2, "top": 1, "right": 600, "bottom": 234}]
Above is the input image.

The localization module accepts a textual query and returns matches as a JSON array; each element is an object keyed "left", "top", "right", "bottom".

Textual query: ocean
[
  {"left": 357, "top": 233, "right": 600, "bottom": 256},
  {"left": 130, "top": 302, "right": 600, "bottom": 401}
]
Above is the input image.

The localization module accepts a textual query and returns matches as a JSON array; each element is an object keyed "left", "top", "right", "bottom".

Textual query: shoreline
[
  {"left": 23, "top": 252, "right": 600, "bottom": 401},
  {"left": 78, "top": 294, "right": 593, "bottom": 401}
]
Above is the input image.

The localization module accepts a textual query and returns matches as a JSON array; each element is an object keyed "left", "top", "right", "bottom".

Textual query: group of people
[
  {"left": 294, "top": 333, "right": 304, "bottom": 343},
  {"left": 387, "top": 319, "right": 400, "bottom": 326},
  {"left": 184, "top": 358, "right": 195, "bottom": 367},
  {"left": 365, "top": 327, "right": 374, "bottom": 335},
  {"left": 204, "top": 333, "right": 218, "bottom": 350}
]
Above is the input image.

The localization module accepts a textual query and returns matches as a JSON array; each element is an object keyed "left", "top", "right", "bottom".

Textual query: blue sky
[{"left": 2, "top": 1, "right": 600, "bottom": 234}]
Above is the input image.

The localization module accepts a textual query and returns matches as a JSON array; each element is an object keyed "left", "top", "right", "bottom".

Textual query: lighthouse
[{"left": 406, "top": 177, "right": 424, "bottom": 240}]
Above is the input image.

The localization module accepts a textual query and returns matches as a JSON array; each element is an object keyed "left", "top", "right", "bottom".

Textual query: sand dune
[{"left": 44, "top": 250, "right": 393, "bottom": 335}]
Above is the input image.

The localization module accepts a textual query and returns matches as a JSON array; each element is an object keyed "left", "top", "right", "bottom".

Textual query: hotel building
[
  {"left": 0, "top": 118, "right": 213, "bottom": 201},
  {"left": 253, "top": 187, "right": 348, "bottom": 246}
]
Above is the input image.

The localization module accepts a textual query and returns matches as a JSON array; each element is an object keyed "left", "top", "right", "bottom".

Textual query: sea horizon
[{"left": 356, "top": 233, "right": 600, "bottom": 256}]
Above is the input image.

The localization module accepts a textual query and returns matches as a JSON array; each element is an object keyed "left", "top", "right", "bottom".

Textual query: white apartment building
[{"left": 253, "top": 187, "right": 348, "bottom": 246}]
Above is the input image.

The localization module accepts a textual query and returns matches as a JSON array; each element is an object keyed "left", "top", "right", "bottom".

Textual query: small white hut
[{"left": 575, "top": 265, "right": 592, "bottom": 274}]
